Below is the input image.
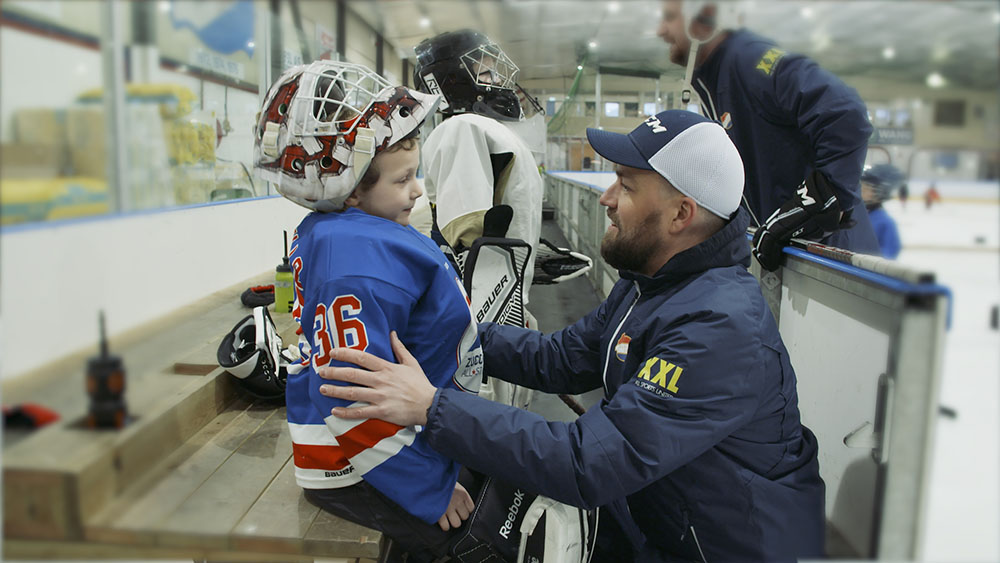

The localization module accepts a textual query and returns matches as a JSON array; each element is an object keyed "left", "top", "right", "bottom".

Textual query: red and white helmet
[{"left": 254, "top": 60, "right": 440, "bottom": 211}]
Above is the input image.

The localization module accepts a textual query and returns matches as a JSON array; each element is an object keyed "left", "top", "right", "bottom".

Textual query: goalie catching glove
[
  {"left": 751, "top": 170, "right": 849, "bottom": 271},
  {"left": 533, "top": 238, "right": 593, "bottom": 285}
]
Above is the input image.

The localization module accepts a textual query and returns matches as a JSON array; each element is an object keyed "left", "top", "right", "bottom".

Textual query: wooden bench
[{"left": 2, "top": 274, "right": 382, "bottom": 561}]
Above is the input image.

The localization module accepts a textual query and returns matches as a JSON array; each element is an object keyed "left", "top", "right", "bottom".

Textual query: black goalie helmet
[
  {"left": 217, "top": 306, "right": 287, "bottom": 400},
  {"left": 414, "top": 29, "right": 523, "bottom": 122},
  {"left": 861, "top": 163, "right": 906, "bottom": 205}
]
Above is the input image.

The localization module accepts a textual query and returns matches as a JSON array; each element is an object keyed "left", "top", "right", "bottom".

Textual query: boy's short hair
[{"left": 355, "top": 130, "right": 421, "bottom": 193}]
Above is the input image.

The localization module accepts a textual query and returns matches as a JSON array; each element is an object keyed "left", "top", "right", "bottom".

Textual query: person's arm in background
[
  {"left": 756, "top": 51, "right": 873, "bottom": 212},
  {"left": 476, "top": 293, "right": 613, "bottom": 394},
  {"left": 424, "top": 118, "right": 495, "bottom": 250},
  {"left": 747, "top": 48, "right": 875, "bottom": 269}
]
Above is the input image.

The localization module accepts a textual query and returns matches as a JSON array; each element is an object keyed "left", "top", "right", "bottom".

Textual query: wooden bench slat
[
  {"left": 233, "top": 457, "right": 320, "bottom": 538},
  {"left": 86, "top": 396, "right": 256, "bottom": 537},
  {"left": 156, "top": 406, "right": 293, "bottom": 539}
]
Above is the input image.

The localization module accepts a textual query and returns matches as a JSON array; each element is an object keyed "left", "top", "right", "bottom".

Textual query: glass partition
[{"left": 0, "top": 0, "right": 346, "bottom": 227}]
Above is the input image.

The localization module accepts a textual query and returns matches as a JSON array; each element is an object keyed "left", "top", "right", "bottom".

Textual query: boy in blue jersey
[
  {"left": 861, "top": 164, "right": 904, "bottom": 259},
  {"left": 253, "top": 60, "right": 481, "bottom": 561}
]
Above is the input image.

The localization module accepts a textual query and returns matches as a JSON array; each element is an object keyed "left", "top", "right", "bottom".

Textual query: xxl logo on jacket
[
  {"left": 633, "top": 356, "right": 684, "bottom": 397},
  {"left": 755, "top": 47, "right": 786, "bottom": 76}
]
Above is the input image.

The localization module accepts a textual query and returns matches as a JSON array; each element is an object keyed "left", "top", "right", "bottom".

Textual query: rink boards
[{"left": 546, "top": 171, "right": 951, "bottom": 560}]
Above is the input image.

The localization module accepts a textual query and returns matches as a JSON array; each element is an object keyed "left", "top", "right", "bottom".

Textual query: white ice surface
[{"left": 886, "top": 199, "right": 999, "bottom": 562}]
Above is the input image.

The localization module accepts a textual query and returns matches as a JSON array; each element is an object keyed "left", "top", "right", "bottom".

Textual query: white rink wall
[{"left": 0, "top": 197, "right": 308, "bottom": 380}]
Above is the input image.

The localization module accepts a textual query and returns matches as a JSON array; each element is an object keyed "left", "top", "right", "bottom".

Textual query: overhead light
[
  {"left": 882, "top": 46, "right": 895, "bottom": 60},
  {"left": 548, "top": 97, "right": 556, "bottom": 102},
  {"left": 994, "top": 11, "right": 1000, "bottom": 24},
  {"left": 800, "top": 7, "right": 814, "bottom": 19},
  {"left": 588, "top": 41, "right": 598, "bottom": 50},
  {"left": 247, "top": 41, "right": 255, "bottom": 49},
  {"left": 419, "top": 17, "right": 431, "bottom": 28},
  {"left": 577, "top": 65, "right": 584, "bottom": 71},
  {"left": 607, "top": 2, "right": 620, "bottom": 14},
  {"left": 926, "top": 72, "right": 946, "bottom": 88},
  {"left": 158, "top": 1, "right": 171, "bottom": 13}
]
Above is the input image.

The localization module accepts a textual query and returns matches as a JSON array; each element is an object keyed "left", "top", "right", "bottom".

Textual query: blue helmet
[{"left": 861, "top": 164, "right": 905, "bottom": 204}]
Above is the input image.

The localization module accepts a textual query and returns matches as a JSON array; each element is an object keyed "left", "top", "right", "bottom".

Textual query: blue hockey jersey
[
  {"left": 868, "top": 205, "right": 902, "bottom": 259},
  {"left": 421, "top": 208, "right": 826, "bottom": 561},
  {"left": 693, "top": 29, "right": 881, "bottom": 254},
  {"left": 285, "top": 207, "right": 482, "bottom": 524}
]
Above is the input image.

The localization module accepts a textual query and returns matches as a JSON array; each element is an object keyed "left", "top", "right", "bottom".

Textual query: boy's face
[
  {"left": 861, "top": 181, "right": 876, "bottom": 204},
  {"left": 348, "top": 146, "right": 422, "bottom": 226}
]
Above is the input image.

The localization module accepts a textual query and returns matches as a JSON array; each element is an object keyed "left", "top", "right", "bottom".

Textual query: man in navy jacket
[
  {"left": 317, "top": 111, "right": 826, "bottom": 562},
  {"left": 657, "top": 0, "right": 880, "bottom": 270}
]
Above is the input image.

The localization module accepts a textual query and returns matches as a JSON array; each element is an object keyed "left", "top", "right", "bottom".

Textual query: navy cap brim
[{"left": 585, "top": 128, "right": 654, "bottom": 170}]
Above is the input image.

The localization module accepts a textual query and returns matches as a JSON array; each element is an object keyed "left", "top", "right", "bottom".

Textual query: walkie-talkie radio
[{"left": 85, "top": 312, "right": 128, "bottom": 429}]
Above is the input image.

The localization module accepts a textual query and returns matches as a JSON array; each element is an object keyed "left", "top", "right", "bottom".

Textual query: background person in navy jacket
[
  {"left": 316, "top": 110, "right": 826, "bottom": 562},
  {"left": 657, "top": 0, "right": 881, "bottom": 271}
]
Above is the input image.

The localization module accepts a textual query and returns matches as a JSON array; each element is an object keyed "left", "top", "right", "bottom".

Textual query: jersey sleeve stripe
[
  {"left": 293, "top": 442, "right": 351, "bottom": 470},
  {"left": 347, "top": 427, "right": 417, "bottom": 475},
  {"left": 332, "top": 417, "right": 406, "bottom": 458}
]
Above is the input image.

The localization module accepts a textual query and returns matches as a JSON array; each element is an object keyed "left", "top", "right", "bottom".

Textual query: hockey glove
[{"left": 752, "top": 171, "right": 843, "bottom": 271}]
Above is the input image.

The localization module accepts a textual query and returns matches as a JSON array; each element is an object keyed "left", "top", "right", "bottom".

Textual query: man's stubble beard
[{"left": 600, "top": 210, "right": 663, "bottom": 273}]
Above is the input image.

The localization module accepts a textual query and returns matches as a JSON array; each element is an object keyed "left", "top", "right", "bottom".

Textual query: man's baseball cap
[{"left": 586, "top": 110, "right": 744, "bottom": 219}]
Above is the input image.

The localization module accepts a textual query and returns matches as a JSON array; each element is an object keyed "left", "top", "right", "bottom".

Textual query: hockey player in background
[
  {"left": 861, "top": 164, "right": 905, "bottom": 259},
  {"left": 254, "top": 60, "right": 481, "bottom": 561},
  {"left": 413, "top": 29, "right": 544, "bottom": 410},
  {"left": 656, "top": 0, "right": 881, "bottom": 270}
]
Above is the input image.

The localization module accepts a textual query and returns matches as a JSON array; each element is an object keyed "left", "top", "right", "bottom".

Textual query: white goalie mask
[{"left": 254, "top": 60, "right": 441, "bottom": 211}]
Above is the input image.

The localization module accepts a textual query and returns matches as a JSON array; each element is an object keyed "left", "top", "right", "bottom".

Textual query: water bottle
[{"left": 274, "top": 231, "right": 294, "bottom": 314}]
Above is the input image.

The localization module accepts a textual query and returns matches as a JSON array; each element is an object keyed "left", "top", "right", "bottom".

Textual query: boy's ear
[{"left": 344, "top": 191, "right": 360, "bottom": 207}]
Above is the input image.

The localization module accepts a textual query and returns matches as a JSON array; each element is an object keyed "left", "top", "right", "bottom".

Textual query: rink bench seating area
[{"left": 1, "top": 275, "right": 381, "bottom": 562}]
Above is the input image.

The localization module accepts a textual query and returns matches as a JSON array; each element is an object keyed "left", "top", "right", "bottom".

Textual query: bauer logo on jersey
[
  {"left": 632, "top": 356, "right": 684, "bottom": 397},
  {"left": 614, "top": 334, "right": 631, "bottom": 362}
]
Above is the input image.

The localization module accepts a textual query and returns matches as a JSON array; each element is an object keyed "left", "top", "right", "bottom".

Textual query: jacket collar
[{"left": 619, "top": 207, "right": 751, "bottom": 290}]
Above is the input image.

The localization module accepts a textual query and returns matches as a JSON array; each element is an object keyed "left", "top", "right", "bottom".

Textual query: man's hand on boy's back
[{"left": 318, "top": 331, "right": 436, "bottom": 426}]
